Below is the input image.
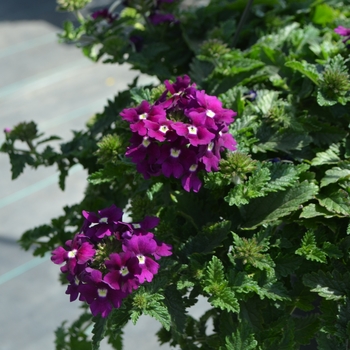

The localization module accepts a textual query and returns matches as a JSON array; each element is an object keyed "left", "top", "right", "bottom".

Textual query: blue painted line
[
  {"left": 0, "top": 164, "right": 83, "bottom": 209},
  {"left": 0, "top": 253, "right": 51, "bottom": 286},
  {"left": 0, "top": 59, "right": 92, "bottom": 100},
  {"left": 0, "top": 33, "right": 56, "bottom": 59},
  {"left": 39, "top": 98, "right": 107, "bottom": 130}
]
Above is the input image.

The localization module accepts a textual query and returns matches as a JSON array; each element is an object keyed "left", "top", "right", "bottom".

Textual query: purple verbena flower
[
  {"left": 3, "top": 127, "right": 11, "bottom": 133},
  {"left": 334, "top": 26, "right": 350, "bottom": 43},
  {"left": 91, "top": 9, "right": 117, "bottom": 23},
  {"left": 121, "top": 101, "right": 166, "bottom": 136},
  {"left": 186, "top": 90, "right": 236, "bottom": 130},
  {"left": 79, "top": 268, "right": 127, "bottom": 318},
  {"left": 181, "top": 163, "right": 202, "bottom": 193},
  {"left": 51, "top": 234, "right": 95, "bottom": 274},
  {"left": 82, "top": 204, "right": 123, "bottom": 240},
  {"left": 104, "top": 252, "right": 141, "bottom": 293},
  {"left": 122, "top": 233, "right": 160, "bottom": 283},
  {"left": 130, "top": 216, "right": 160, "bottom": 235},
  {"left": 149, "top": 12, "right": 177, "bottom": 26},
  {"left": 172, "top": 122, "right": 215, "bottom": 146}
]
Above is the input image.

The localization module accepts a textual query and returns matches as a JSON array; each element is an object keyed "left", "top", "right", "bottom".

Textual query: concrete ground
[{"left": 0, "top": 1, "right": 180, "bottom": 349}]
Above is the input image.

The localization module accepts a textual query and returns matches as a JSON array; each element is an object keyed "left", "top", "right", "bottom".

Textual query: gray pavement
[{"left": 0, "top": 1, "right": 177, "bottom": 349}]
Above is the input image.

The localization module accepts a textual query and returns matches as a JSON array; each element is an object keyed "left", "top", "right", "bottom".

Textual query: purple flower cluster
[
  {"left": 51, "top": 204, "right": 172, "bottom": 318},
  {"left": 148, "top": 0, "right": 178, "bottom": 26},
  {"left": 334, "top": 26, "right": 350, "bottom": 43},
  {"left": 91, "top": 9, "right": 117, "bottom": 23},
  {"left": 121, "top": 75, "right": 237, "bottom": 192}
]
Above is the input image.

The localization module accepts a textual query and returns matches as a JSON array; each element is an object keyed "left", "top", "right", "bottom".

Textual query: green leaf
[
  {"left": 316, "top": 333, "right": 345, "bottom": 350},
  {"left": 9, "top": 153, "right": 34, "bottom": 180},
  {"left": 311, "top": 144, "right": 340, "bottom": 165},
  {"left": 295, "top": 231, "right": 327, "bottom": 263},
  {"left": 219, "top": 321, "right": 259, "bottom": 350},
  {"left": 312, "top": 3, "right": 338, "bottom": 25},
  {"left": 252, "top": 89, "right": 279, "bottom": 114},
  {"left": 299, "top": 203, "right": 335, "bottom": 219},
  {"left": 132, "top": 291, "right": 171, "bottom": 331},
  {"left": 164, "top": 285, "right": 187, "bottom": 335},
  {"left": 225, "top": 167, "right": 271, "bottom": 206},
  {"left": 181, "top": 220, "right": 231, "bottom": 256},
  {"left": 241, "top": 181, "right": 319, "bottom": 229},
  {"left": 91, "top": 316, "right": 107, "bottom": 350},
  {"left": 303, "top": 270, "right": 348, "bottom": 301},
  {"left": 320, "top": 165, "right": 350, "bottom": 187},
  {"left": 285, "top": 60, "right": 320, "bottom": 85},
  {"left": 129, "top": 87, "right": 152, "bottom": 104},
  {"left": 317, "top": 89, "right": 338, "bottom": 106},
  {"left": 317, "top": 189, "right": 350, "bottom": 217},
  {"left": 266, "top": 163, "right": 309, "bottom": 193},
  {"left": 203, "top": 256, "right": 240, "bottom": 313}
]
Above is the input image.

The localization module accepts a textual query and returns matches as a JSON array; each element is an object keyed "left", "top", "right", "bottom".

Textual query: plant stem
[{"left": 232, "top": 0, "right": 254, "bottom": 47}]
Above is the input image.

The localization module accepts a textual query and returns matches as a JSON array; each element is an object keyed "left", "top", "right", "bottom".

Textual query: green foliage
[
  {"left": 203, "top": 256, "right": 240, "bottom": 313},
  {"left": 91, "top": 316, "right": 107, "bottom": 350},
  {"left": 4, "top": 0, "right": 350, "bottom": 349}
]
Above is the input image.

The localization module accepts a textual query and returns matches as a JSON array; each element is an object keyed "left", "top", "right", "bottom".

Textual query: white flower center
[
  {"left": 208, "top": 142, "right": 214, "bottom": 152},
  {"left": 99, "top": 217, "right": 108, "bottom": 224},
  {"left": 67, "top": 249, "right": 77, "bottom": 259},
  {"left": 137, "top": 254, "right": 145, "bottom": 264},
  {"left": 74, "top": 276, "right": 80, "bottom": 286},
  {"left": 97, "top": 288, "right": 108, "bottom": 298},
  {"left": 139, "top": 113, "right": 148, "bottom": 120},
  {"left": 120, "top": 266, "right": 129, "bottom": 276},
  {"left": 132, "top": 223, "right": 141, "bottom": 229},
  {"left": 188, "top": 126, "right": 197, "bottom": 135},
  {"left": 159, "top": 125, "right": 169, "bottom": 133},
  {"left": 206, "top": 109, "right": 215, "bottom": 118},
  {"left": 189, "top": 164, "right": 198, "bottom": 172},
  {"left": 142, "top": 137, "right": 151, "bottom": 147},
  {"left": 170, "top": 148, "right": 181, "bottom": 158}
]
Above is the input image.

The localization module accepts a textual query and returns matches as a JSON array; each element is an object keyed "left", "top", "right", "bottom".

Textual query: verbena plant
[{"left": 2, "top": 0, "right": 350, "bottom": 349}]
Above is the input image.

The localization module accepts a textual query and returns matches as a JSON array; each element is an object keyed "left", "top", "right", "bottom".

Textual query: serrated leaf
[
  {"left": 303, "top": 270, "right": 348, "bottom": 301},
  {"left": 285, "top": 60, "right": 320, "bottom": 85},
  {"left": 208, "top": 288, "right": 240, "bottom": 313},
  {"left": 266, "top": 163, "right": 308, "bottom": 193},
  {"left": 312, "top": 144, "right": 340, "bottom": 165},
  {"left": 320, "top": 166, "right": 350, "bottom": 187},
  {"left": 130, "top": 310, "right": 141, "bottom": 326},
  {"left": 252, "top": 89, "right": 279, "bottom": 114},
  {"left": 317, "top": 89, "right": 338, "bottom": 106},
  {"left": 299, "top": 203, "right": 335, "bottom": 219},
  {"left": 9, "top": 153, "right": 34, "bottom": 180},
  {"left": 91, "top": 316, "right": 107, "bottom": 350},
  {"left": 181, "top": 220, "right": 231, "bottom": 256},
  {"left": 242, "top": 181, "right": 319, "bottom": 229},
  {"left": 164, "top": 285, "right": 187, "bottom": 335},
  {"left": 219, "top": 322, "right": 259, "bottom": 350},
  {"left": 317, "top": 189, "right": 350, "bottom": 217},
  {"left": 257, "top": 280, "right": 291, "bottom": 301},
  {"left": 295, "top": 231, "right": 327, "bottom": 263},
  {"left": 204, "top": 256, "right": 240, "bottom": 313},
  {"left": 274, "top": 254, "right": 302, "bottom": 277},
  {"left": 225, "top": 167, "right": 271, "bottom": 206}
]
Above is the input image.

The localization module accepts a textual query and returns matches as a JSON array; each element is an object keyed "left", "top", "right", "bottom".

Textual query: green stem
[{"left": 232, "top": 0, "right": 254, "bottom": 47}]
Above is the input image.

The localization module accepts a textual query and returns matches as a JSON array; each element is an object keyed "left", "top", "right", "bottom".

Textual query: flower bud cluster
[
  {"left": 121, "top": 75, "right": 237, "bottom": 192},
  {"left": 51, "top": 204, "right": 172, "bottom": 318}
]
